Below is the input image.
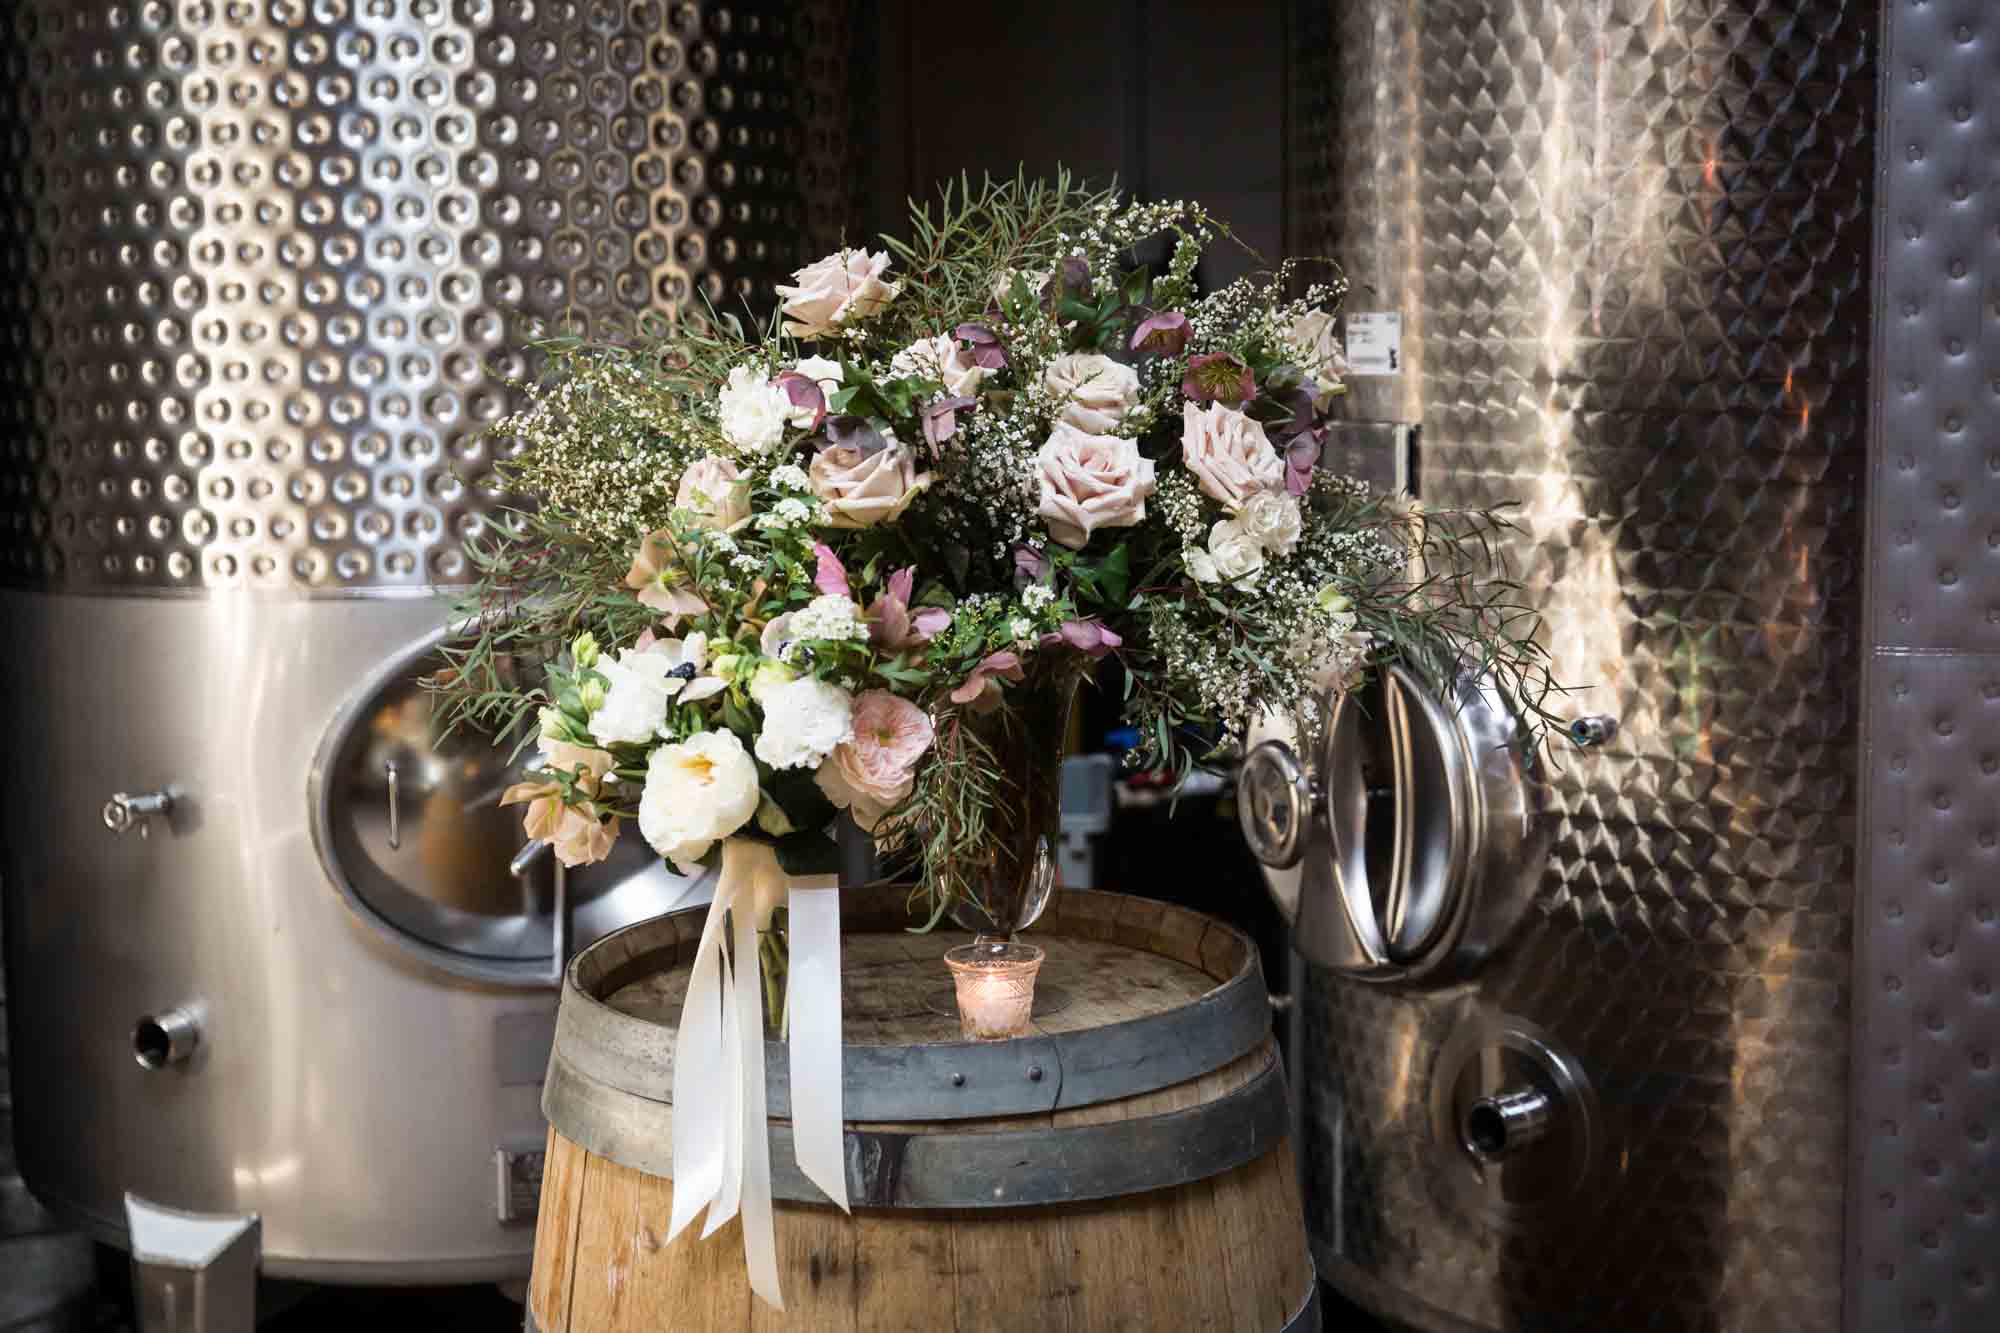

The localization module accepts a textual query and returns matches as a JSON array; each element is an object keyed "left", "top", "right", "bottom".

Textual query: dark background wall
[{"left": 866, "top": 0, "right": 1286, "bottom": 286}]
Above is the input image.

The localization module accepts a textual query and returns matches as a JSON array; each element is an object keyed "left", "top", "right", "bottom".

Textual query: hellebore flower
[
  {"left": 1130, "top": 311, "right": 1191, "bottom": 357},
  {"left": 821, "top": 414, "right": 893, "bottom": 457},
  {"left": 1041, "top": 619, "right": 1122, "bottom": 659},
  {"left": 949, "top": 650, "right": 1026, "bottom": 709},
  {"left": 1182, "top": 352, "right": 1256, "bottom": 404},
  {"left": 953, "top": 322, "right": 1007, "bottom": 371},
  {"left": 1284, "top": 434, "right": 1321, "bottom": 497},
  {"left": 922, "top": 395, "right": 978, "bottom": 450},
  {"left": 1012, "top": 543, "right": 1051, "bottom": 585},
  {"left": 812, "top": 541, "right": 850, "bottom": 598},
  {"left": 869, "top": 565, "right": 950, "bottom": 650},
  {"left": 775, "top": 370, "right": 826, "bottom": 431}
]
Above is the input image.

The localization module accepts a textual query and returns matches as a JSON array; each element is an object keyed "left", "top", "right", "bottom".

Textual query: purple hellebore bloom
[
  {"left": 1284, "top": 434, "right": 1321, "bottom": 497},
  {"left": 953, "top": 322, "right": 1007, "bottom": 371},
  {"left": 869, "top": 566, "right": 950, "bottom": 650},
  {"left": 1182, "top": 352, "right": 1255, "bottom": 404},
  {"left": 1130, "top": 311, "right": 1191, "bottom": 357},
  {"left": 821, "top": 414, "right": 891, "bottom": 456},
  {"left": 1041, "top": 619, "right": 1123, "bottom": 659},
  {"left": 812, "top": 542, "right": 850, "bottom": 598},
  {"left": 949, "top": 650, "right": 1025, "bottom": 708},
  {"left": 775, "top": 371, "right": 826, "bottom": 431},
  {"left": 1012, "top": 543, "right": 1051, "bottom": 585},
  {"left": 921, "top": 395, "right": 978, "bottom": 450}
]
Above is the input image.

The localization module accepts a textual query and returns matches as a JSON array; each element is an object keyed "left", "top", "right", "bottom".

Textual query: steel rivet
[
  {"left": 1027, "top": 1065, "right": 1042, "bottom": 1082},
  {"left": 949, "top": 1071, "right": 964, "bottom": 1087}
]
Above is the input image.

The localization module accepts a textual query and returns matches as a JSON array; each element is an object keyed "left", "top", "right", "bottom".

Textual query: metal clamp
[
  {"left": 103, "top": 789, "right": 174, "bottom": 837},
  {"left": 510, "top": 839, "right": 569, "bottom": 985}
]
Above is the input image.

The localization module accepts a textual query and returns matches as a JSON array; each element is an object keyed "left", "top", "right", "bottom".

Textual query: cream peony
[
  {"left": 1205, "top": 515, "right": 1267, "bottom": 582},
  {"left": 813, "top": 691, "right": 934, "bottom": 831},
  {"left": 1241, "top": 490, "right": 1303, "bottom": 556},
  {"left": 636, "top": 729, "right": 761, "bottom": 873},
  {"left": 1181, "top": 402, "right": 1283, "bottom": 510},
  {"left": 717, "top": 365, "right": 793, "bottom": 455},
  {"left": 889, "top": 333, "right": 989, "bottom": 397},
  {"left": 808, "top": 441, "right": 929, "bottom": 529},
  {"left": 675, "top": 454, "right": 749, "bottom": 530},
  {"left": 776, "top": 248, "right": 900, "bottom": 338},
  {"left": 1035, "top": 422, "right": 1157, "bottom": 550},
  {"left": 753, "top": 676, "right": 855, "bottom": 771},
  {"left": 587, "top": 648, "right": 678, "bottom": 745},
  {"left": 1042, "top": 352, "right": 1141, "bottom": 434}
]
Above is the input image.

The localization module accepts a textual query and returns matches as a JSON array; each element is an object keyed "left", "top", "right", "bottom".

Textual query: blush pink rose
[
  {"left": 776, "top": 248, "right": 900, "bottom": 338},
  {"left": 809, "top": 442, "right": 929, "bottom": 528},
  {"left": 1180, "top": 401, "right": 1283, "bottom": 510},
  {"left": 675, "top": 454, "right": 748, "bottom": 530},
  {"left": 813, "top": 691, "right": 935, "bottom": 831},
  {"left": 1035, "top": 422, "right": 1157, "bottom": 550}
]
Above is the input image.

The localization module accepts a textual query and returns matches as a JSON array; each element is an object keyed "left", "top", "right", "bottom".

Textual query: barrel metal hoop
[
  {"left": 1283, "top": 1262, "right": 1322, "bottom": 1333},
  {"left": 553, "top": 886, "right": 1271, "bottom": 1122},
  {"left": 543, "top": 1044, "right": 1292, "bottom": 1209}
]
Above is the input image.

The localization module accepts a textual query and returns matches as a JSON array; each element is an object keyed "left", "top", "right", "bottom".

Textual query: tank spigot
[
  {"left": 1463, "top": 1086, "right": 1554, "bottom": 1160},
  {"left": 133, "top": 1008, "right": 201, "bottom": 1070},
  {"left": 103, "top": 789, "right": 174, "bottom": 837},
  {"left": 1567, "top": 715, "right": 1619, "bottom": 747}
]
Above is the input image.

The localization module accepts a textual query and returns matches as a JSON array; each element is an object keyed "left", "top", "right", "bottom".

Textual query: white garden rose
[
  {"left": 1035, "top": 422, "right": 1157, "bottom": 550},
  {"left": 587, "top": 648, "right": 677, "bottom": 745},
  {"left": 793, "top": 355, "right": 845, "bottom": 386},
  {"left": 1241, "top": 490, "right": 1303, "bottom": 556},
  {"left": 717, "top": 365, "right": 793, "bottom": 455},
  {"left": 776, "top": 248, "right": 900, "bottom": 338},
  {"left": 808, "top": 441, "right": 929, "bottom": 529},
  {"left": 675, "top": 454, "right": 749, "bottom": 530},
  {"left": 1042, "top": 352, "right": 1141, "bottom": 434},
  {"left": 1286, "top": 309, "right": 1348, "bottom": 401},
  {"left": 889, "top": 333, "right": 989, "bottom": 397},
  {"left": 753, "top": 676, "right": 855, "bottom": 771},
  {"left": 636, "top": 729, "right": 761, "bottom": 873},
  {"left": 1181, "top": 402, "right": 1283, "bottom": 510},
  {"left": 1205, "top": 516, "right": 1267, "bottom": 583}
]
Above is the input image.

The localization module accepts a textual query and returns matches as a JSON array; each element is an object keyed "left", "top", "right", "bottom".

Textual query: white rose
[
  {"left": 717, "top": 365, "right": 793, "bottom": 455},
  {"left": 636, "top": 729, "right": 761, "bottom": 873},
  {"left": 587, "top": 648, "right": 676, "bottom": 745},
  {"left": 1181, "top": 402, "right": 1283, "bottom": 510},
  {"left": 675, "top": 454, "right": 749, "bottom": 530},
  {"left": 1185, "top": 546, "right": 1221, "bottom": 583},
  {"left": 889, "top": 333, "right": 989, "bottom": 397},
  {"left": 808, "top": 441, "right": 929, "bottom": 529},
  {"left": 1206, "top": 516, "right": 1267, "bottom": 583},
  {"left": 1287, "top": 309, "right": 1348, "bottom": 400},
  {"left": 753, "top": 676, "right": 855, "bottom": 771},
  {"left": 1241, "top": 490, "right": 1303, "bottom": 556},
  {"left": 793, "top": 355, "right": 845, "bottom": 386},
  {"left": 776, "top": 248, "right": 900, "bottom": 339},
  {"left": 1042, "top": 352, "right": 1140, "bottom": 434},
  {"left": 1035, "top": 422, "right": 1157, "bottom": 550}
]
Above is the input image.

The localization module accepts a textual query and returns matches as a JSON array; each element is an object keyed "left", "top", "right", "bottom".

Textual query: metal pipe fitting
[
  {"left": 1567, "top": 715, "right": 1619, "bottom": 747},
  {"left": 133, "top": 1009, "right": 200, "bottom": 1070},
  {"left": 1463, "top": 1086, "right": 1554, "bottom": 1160},
  {"left": 103, "top": 789, "right": 173, "bottom": 836}
]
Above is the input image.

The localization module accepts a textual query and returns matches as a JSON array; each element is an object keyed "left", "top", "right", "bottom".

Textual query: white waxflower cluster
[
  {"left": 789, "top": 594, "right": 868, "bottom": 644},
  {"left": 755, "top": 497, "right": 815, "bottom": 530},
  {"left": 1021, "top": 584, "right": 1054, "bottom": 610},
  {"left": 769, "top": 463, "right": 812, "bottom": 491}
]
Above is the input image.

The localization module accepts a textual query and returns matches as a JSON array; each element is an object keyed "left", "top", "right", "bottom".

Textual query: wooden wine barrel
[{"left": 528, "top": 884, "right": 1319, "bottom": 1332}]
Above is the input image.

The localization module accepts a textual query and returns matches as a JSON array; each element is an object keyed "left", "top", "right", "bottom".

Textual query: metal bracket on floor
[{"left": 125, "top": 1193, "right": 261, "bottom": 1333}]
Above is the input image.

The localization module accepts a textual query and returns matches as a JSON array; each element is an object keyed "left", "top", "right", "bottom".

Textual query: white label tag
[{"left": 1346, "top": 311, "right": 1403, "bottom": 376}]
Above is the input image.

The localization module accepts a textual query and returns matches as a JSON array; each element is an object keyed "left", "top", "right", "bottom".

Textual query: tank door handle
[
  {"left": 383, "top": 760, "right": 401, "bottom": 850},
  {"left": 103, "top": 789, "right": 174, "bottom": 838}
]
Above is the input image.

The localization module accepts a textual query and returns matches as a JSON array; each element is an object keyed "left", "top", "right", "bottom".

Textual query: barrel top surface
[
  {"left": 550, "top": 885, "right": 1273, "bottom": 1126},
  {"left": 605, "top": 926, "right": 1216, "bottom": 1044}
]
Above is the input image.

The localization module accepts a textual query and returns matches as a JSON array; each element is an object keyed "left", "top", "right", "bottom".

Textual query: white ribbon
[{"left": 665, "top": 838, "right": 847, "bottom": 1309}]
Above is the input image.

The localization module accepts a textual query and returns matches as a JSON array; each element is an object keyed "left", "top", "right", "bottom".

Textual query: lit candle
[{"left": 944, "top": 940, "right": 1045, "bottom": 1041}]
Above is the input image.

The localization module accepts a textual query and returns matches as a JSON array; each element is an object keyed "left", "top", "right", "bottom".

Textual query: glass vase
[{"left": 946, "top": 662, "right": 1081, "bottom": 937}]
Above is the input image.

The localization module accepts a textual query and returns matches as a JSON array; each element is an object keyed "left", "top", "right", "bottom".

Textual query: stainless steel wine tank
[
  {"left": 0, "top": 0, "right": 864, "bottom": 1281},
  {"left": 1268, "top": 1, "right": 1998, "bottom": 1329}
]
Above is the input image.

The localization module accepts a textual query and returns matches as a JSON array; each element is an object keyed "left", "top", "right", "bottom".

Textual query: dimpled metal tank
[{"left": 0, "top": 0, "right": 864, "bottom": 1279}]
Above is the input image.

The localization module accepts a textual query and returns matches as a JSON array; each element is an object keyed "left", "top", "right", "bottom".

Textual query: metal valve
[
  {"left": 1238, "top": 740, "right": 1315, "bottom": 870},
  {"left": 103, "top": 790, "right": 174, "bottom": 837},
  {"left": 1567, "top": 715, "right": 1619, "bottom": 747}
]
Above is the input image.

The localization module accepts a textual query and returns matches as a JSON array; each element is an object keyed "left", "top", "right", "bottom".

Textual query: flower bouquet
[{"left": 434, "top": 171, "right": 1551, "bottom": 1304}]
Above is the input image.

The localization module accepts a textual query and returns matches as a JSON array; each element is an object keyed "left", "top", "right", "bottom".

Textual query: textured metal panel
[
  {"left": 1290, "top": 0, "right": 1873, "bottom": 1329},
  {"left": 0, "top": 0, "right": 865, "bottom": 593},
  {"left": 1849, "top": 0, "right": 2000, "bottom": 1327}
]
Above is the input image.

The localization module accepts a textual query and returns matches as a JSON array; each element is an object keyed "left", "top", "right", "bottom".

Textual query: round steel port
[{"left": 133, "top": 1009, "right": 199, "bottom": 1070}]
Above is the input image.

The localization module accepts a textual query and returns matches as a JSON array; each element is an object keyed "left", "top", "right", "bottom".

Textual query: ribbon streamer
[{"left": 665, "top": 838, "right": 847, "bottom": 1308}]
